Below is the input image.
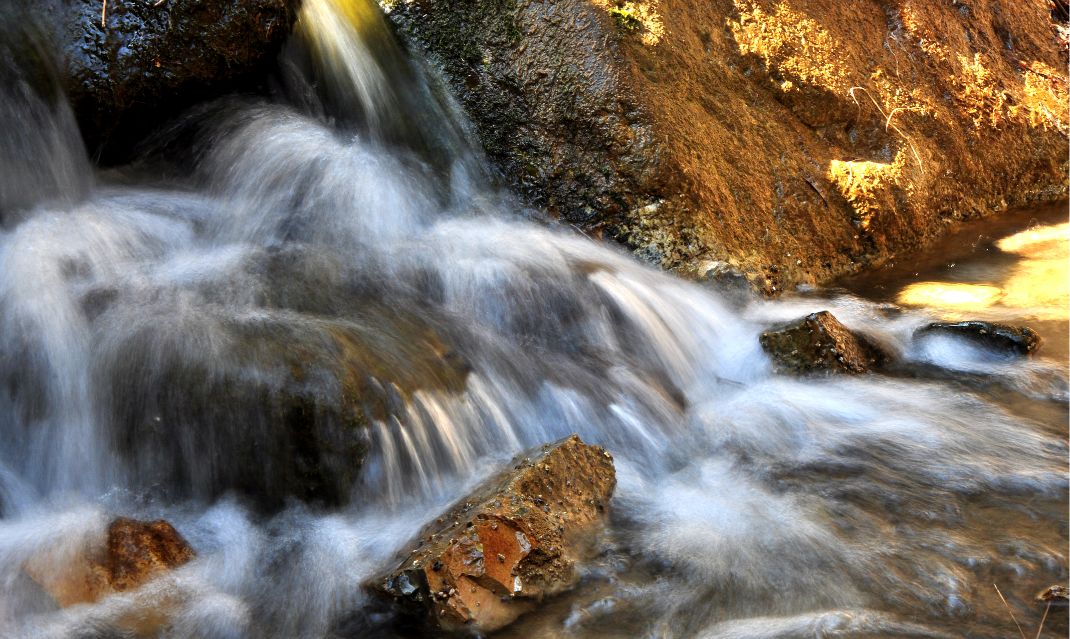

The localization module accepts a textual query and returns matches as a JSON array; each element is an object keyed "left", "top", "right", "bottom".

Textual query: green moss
[{"left": 609, "top": 6, "right": 643, "bottom": 32}]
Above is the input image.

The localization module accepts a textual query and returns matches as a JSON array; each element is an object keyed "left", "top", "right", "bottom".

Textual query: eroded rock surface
[
  {"left": 760, "top": 310, "right": 887, "bottom": 374},
  {"left": 915, "top": 321, "right": 1041, "bottom": 356},
  {"left": 24, "top": 517, "right": 195, "bottom": 608},
  {"left": 372, "top": 434, "right": 616, "bottom": 634},
  {"left": 387, "top": 0, "right": 1069, "bottom": 291}
]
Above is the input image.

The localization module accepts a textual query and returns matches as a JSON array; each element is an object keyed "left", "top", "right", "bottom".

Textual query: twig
[
  {"left": 1034, "top": 600, "right": 1051, "bottom": 639},
  {"left": 848, "top": 85, "right": 925, "bottom": 175},
  {"left": 101, "top": 0, "right": 107, "bottom": 27},
  {"left": 993, "top": 583, "right": 1027, "bottom": 639}
]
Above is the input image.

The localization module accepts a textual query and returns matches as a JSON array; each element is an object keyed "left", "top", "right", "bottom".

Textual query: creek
[{"left": 0, "top": 1, "right": 1066, "bottom": 637}]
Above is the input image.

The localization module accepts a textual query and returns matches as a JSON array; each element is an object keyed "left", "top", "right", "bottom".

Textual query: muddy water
[{"left": 0, "top": 1, "right": 1066, "bottom": 638}]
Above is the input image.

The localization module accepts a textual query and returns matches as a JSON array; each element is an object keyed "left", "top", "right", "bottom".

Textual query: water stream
[{"left": 0, "top": 1, "right": 1066, "bottom": 637}]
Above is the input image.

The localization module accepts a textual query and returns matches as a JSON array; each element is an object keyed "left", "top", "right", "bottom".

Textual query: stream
[{"left": 0, "top": 1, "right": 1066, "bottom": 638}]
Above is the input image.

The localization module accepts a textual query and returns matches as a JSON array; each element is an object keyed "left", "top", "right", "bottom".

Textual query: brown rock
[
  {"left": 24, "top": 517, "right": 195, "bottom": 608},
  {"left": 388, "top": 0, "right": 1068, "bottom": 290},
  {"left": 760, "top": 310, "right": 887, "bottom": 375},
  {"left": 372, "top": 434, "right": 616, "bottom": 634}
]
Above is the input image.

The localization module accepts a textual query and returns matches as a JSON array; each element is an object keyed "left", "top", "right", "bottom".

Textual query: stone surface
[
  {"left": 387, "top": 0, "right": 1069, "bottom": 291},
  {"left": 372, "top": 434, "right": 616, "bottom": 634},
  {"left": 24, "top": 517, "right": 195, "bottom": 608},
  {"left": 915, "top": 321, "right": 1041, "bottom": 356},
  {"left": 760, "top": 310, "right": 886, "bottom": 375},
  {"left": 54, "top": 0, "right": 297, "bottom": 161}
]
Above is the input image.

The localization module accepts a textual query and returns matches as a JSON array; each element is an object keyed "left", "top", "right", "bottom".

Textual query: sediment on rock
[
  {"left": 760, "top": 310, "right": 888, "bottom": 375},
  {"left": 371, "top": 434, "right": 616, "bottom": 634}
]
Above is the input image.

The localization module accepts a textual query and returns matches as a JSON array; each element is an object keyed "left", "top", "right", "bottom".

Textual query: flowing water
[{"left": 0, "top": 1, "right": 1066, "bottom": 637}]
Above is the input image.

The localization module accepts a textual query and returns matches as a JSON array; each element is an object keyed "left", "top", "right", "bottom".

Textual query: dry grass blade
[
  {"left": 1034, "top": 600, "right": 1051, "bottom": 639},
  {"left": 993, "top": 583, "right": 1027, "bottom": 639}
]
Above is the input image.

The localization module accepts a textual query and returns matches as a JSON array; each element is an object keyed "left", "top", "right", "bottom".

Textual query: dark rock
[
  {"left": 55, "top": 0, "right": 298, "bottom": 161},
  {"left": 372, "top": 434, "right": 616, "bottom": 634},
  {"left": 914, "top": 321, "right": 1041, "bottom": 356},
  {"left": 24, "top": 517, "right": 195, "bottom": 608},
  {"left": 760, "top": 311, "right": 887, "bottom": 375}
]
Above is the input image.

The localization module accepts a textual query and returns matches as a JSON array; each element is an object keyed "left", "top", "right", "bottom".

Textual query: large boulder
[
  {"left": 372, "top": 434, "right": 616, "bottom": 634},
  {"left": 49, "top": 0, "right": 298, "bottom": 160},
  {"left": 386, "top": 0, "right": 1069, "bottom": 291},
  {"left": 760, "top": 310, "right": 887, "bottom": 374}
]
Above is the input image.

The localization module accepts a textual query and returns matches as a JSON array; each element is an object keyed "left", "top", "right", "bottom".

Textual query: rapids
[{"left": 0, "top": 1, "right": 1066, "bottom": 637}]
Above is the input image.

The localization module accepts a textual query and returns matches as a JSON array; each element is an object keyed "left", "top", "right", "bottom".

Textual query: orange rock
[
  {"left": 24, "top": 517, "right": 195, "bottom": 607},
  {"left": 373, "top": 434, "right": 616, "bottom": 633}
]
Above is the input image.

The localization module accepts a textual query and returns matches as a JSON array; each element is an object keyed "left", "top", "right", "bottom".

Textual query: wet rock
[
  {"left": 372, "top": 434, "right": 616, "bottom": 634},
  {"left": 914, "top": 321, "right": 1041, "bottom": 356},
  {"left": 387, "top": 1, "right": 1068, "bottom": 288},
  {"left": 1035, "top": 584, "right": 1069, "bottom": 605},
  {"left": 760, "top": 311, "right": 887, "bottom": 375},
  {"left": 24, "top": 517, "right": 195, "bottom": 608},
  {"left": 54, "top": 0, "right": 297, "bottom": 161},
  {"left": 693, "top": 260, "right": 758, "bottom": 305}
]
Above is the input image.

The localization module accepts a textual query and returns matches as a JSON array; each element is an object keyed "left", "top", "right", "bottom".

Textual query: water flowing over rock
[
  {"left": 915, "top": 320, "right": 1042, "bottom": 356},
  {"left": 760, "top": 311, "right": 887, "bottom": 374},
  {"left": 373, "top": 435, "right": 615, "bottom": 633},
  {"left": 0, "top": 1, "right": 1067, "bottom": 638},
  {"left": 24, "top": 517, "right": 194, "bottom": 607},
  {"left": 386, "top": 0, "right": 1069, "bottom": 291}
]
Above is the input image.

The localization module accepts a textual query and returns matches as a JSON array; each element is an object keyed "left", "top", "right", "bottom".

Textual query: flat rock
[
  {"left": 760, "top": 310, "right": 886, "bottom": 375},
  {"left": 914, "top": 321, "right": 1041, "bottom": 356},
  {"left": 371, "top": 434, "right": 615, "bottom": 634},
  {"left": 24, "top": 517, "right": 194, "bottom": 607}
]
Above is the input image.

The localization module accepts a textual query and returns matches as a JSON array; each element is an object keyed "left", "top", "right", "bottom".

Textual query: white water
[{"left": 0, "top": 1, "right": 1066, "bottom": 637}]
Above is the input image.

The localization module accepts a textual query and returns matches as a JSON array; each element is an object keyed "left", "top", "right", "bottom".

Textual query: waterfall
[{"left": 0, "top": 1, "right": 1065, "bottom": 637}]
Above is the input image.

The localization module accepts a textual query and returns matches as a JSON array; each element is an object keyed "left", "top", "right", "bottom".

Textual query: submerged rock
[
  {"left": 760, "top": 311, "right": 887, "bottom": 375},
  {"left": 24, "top": 517, "right": 195, "bottom": 608},
  {"left": 914, "top": 321, "right": 1041, "bottom": 356},
  {"left": 372, "top": 434, "right": 616, "bottom": 634}
]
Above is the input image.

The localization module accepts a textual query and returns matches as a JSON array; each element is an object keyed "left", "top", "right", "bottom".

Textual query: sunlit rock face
[{"left": 386, "top": 0, "right": 1068, "bottom": 291}]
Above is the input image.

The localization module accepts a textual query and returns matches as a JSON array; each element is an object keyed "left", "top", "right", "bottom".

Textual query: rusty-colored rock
[
  {"left": 372, "top": 434, "right": 616, "bottom": 634},
  {"left": 24, "top": 517, "right": 195, "bottom": 608},
  {"left": 760, "top": 310, "right": 887, "bottom": 375}
]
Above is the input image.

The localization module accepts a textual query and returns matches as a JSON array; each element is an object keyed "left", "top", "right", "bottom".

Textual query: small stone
[
  {"left": 760, "top": 311, "right": 887, "bottom": 375},
  {"left": 915, "top": 321, "right": 1041, "bottom": 356}
]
